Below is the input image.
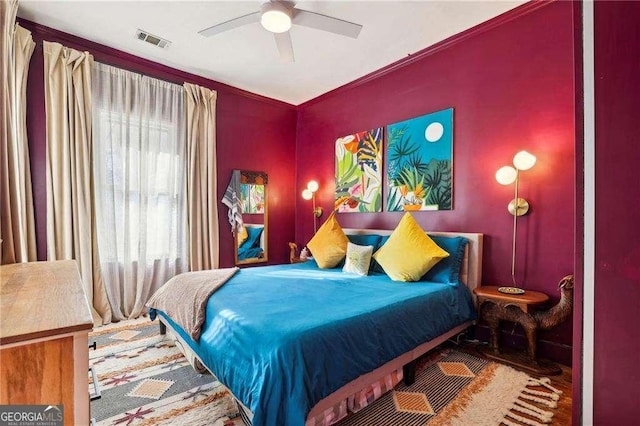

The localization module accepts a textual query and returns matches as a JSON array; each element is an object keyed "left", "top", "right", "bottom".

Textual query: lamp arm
[
  {"left": 312, "top": 194, "right": 317, "bottom": 234},
  {"left": 511, "top": 169, "right": 520, "bottom": 287}
]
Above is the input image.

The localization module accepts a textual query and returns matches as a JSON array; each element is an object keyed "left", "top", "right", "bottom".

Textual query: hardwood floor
[{"left": 536, "top": 363, "right": 572, "bottom": 425}]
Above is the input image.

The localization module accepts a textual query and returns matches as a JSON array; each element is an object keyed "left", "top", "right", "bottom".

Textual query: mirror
[{"left": 234, "top": 170, "right": 268, "bottom": 265}]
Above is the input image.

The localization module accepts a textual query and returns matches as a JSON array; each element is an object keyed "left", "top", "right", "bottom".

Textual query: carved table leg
[
  {"left": 480, "top": 301, "right": 500, "bottom": 354},
  {"left": 487, "top": 318, "right": 500, "bottom": 354},
  {"left": 524, "top": 325, "right": 538, "bottom": 362}
]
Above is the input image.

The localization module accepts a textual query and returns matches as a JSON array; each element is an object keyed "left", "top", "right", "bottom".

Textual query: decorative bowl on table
[{"left": 498, "top": 286, "right": 525, "bottom": 295}]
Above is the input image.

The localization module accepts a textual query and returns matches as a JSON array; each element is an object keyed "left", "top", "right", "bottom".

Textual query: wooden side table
[{"left": 473, "top": 286, "right": 560, "bottom": 375}]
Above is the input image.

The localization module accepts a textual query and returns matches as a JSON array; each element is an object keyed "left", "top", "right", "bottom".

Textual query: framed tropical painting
[
  {"left": 335, "top": 127, "right": 383, "bottom": 213},
  {"left": 386, "top": 108, "right": 453, "bottom": 211}
]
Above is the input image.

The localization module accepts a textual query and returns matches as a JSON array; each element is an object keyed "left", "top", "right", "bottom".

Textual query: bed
[{"left": 150, "top": 229, "right": 483, "bottom": 426}]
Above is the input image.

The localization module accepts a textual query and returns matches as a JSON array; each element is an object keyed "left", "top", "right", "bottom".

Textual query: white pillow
[{"left": 343, "top": 242, "right": 374, "bottom": 276}]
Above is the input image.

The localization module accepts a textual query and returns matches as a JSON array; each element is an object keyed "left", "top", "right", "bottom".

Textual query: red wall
[
  {"left": 296, "top": 2, "right": 576, "bottom": 361},
  {"left": 593, "top": 1, "right": 640, "bottom": 422},
  {"left": 20, "top": 20, "right": 297, "bottom": 268},
  {"left": 19, "top": 2, "right": 581, "bottom": 365}
]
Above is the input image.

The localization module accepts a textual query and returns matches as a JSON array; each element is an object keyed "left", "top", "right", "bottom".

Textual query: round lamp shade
[
  {"left": 495, "top": 166, "right": 517, "bottom": 185},
  {"left": 302, "top": 189, "right": 313, "bottom": 200},
  {"left": 513, "top": 150, "right": 536, "bottom": 171},
  {"left": 306, "top": 180, "right": 319, "bottom": 192},
  {"left": 261, "top": 2, "right": 292, "bottom": 33}
]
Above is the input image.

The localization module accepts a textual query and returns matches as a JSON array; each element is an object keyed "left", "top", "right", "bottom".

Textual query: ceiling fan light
[{"left": 261, "top": 3, "right": 292, "bottom": 33}]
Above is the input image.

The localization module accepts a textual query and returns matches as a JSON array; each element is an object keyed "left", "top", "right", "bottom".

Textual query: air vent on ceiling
[{"left": 135, "top": 29, "right": 171, "bottom": 49}]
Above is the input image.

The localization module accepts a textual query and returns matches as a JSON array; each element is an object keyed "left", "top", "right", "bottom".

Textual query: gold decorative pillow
[
  {"left": 373, "top": 212, "right": 449, "bottom": 281},
  {"left": 237, "top": 226, "right": 248, "bottom": 248},
  {"left": 343, "top": 242, "right": 374, "bottom": 276},
  {"left": 307, "top": 212, "right": 349, "bottom": 268}
]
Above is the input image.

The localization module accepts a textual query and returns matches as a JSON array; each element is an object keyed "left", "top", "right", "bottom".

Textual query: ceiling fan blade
[
  {"left": 274, "top": 32, "right": 295, "bottom": 62},
  {"left": 198, "top": 11, "right": 261, "bottom": 37},
  {"left": 292, "top": 9, "right": 362, "bottom": 39}
]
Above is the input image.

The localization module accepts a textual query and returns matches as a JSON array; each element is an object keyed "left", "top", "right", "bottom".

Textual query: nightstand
[{"left": 473, "top": 286, "right": 560, "bottom": 375}]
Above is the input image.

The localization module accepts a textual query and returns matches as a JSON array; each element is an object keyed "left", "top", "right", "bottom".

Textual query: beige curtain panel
[
  {"left": 1, "top": 0, "right": 37, "bottom": 264},
  {"left": 184, "top": 83, "right": 219, "bottom": 271},
  {"left": 43, "top": 41, "right": 111, "bottom": 325}
]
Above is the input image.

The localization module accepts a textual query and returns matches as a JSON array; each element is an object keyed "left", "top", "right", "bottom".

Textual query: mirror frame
[{"left": 234, "top": 170, "right": 268, "bottom": 265}]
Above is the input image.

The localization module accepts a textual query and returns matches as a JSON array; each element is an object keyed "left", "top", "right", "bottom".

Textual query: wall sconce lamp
[
  {"left": 302, "top": 180, "right": 323, "bottom": 233},
  {"left": 495, "top": 150, "right": 537, "bottom": 288}
]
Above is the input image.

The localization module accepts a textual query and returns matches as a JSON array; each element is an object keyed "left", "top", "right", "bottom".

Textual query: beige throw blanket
[{"left": 146, "top": 267, "right": 239, "bottom": 341}]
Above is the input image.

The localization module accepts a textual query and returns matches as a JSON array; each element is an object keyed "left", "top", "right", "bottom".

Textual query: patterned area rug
[
  {"left": 89, "top": 318, "right": 242, "bottom": 425},
  {"left": 90, "top": 319, "right": 563, "bottom": 426},
  {"left": 337, "top": 349, "right": 564, "bottom": 426}
]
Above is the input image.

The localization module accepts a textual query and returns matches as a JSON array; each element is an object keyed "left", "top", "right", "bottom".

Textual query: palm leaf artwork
[
  {"left": 387, "top": 126, "right": 420, "bottom": 163},
  {"left": 386, "top": 108, "right": 454, "bottom": 211},
  {"left": 357, "top": 130, "right": 382, "bottom": 172},
  {"left": 395, "top": 167, "right": 432, "bottom": 210},
  {"left": 425, "top": 160, "right": 452, "bottom": 209},
  {"left": 335, "top": 128, "right": 383, "bottom": 213},
  {"left": 361, "top": 160, "right": 382, "bottom": 212},
  {"left": 386, "top": 188, "right": 405, "bottom": 212},
  {"left": 406, "top": 153, "right": 430, "bottom": 177}
]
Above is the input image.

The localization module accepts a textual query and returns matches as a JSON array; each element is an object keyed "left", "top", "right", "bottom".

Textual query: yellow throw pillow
[
  {"left": 307, "top": 212, "right": 349, "bottom": 268},
  {"left": 373, "top": 212, "right": 449, "bottom": 282},
  {"left": 237, "top": 225, "right": 248, "bottom": 248}
]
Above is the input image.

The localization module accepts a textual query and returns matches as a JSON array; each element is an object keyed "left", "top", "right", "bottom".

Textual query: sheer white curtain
[{"left": 92, "top": 62, "right": 188, "bottom": 320}]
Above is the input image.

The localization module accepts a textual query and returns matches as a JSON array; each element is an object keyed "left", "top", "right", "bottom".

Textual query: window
[{"left": 96, "top": 110, "right": 185, "bottom": 262}]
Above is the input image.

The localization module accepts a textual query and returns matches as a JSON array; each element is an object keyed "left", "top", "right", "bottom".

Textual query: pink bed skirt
[{"left": 305, "top": 368, "right": 404, "bottom": 426}]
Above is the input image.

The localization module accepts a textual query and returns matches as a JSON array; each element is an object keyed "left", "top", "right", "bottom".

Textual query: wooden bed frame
[{"left": 158, "top": 229, "right": 483, "bottom": 424}]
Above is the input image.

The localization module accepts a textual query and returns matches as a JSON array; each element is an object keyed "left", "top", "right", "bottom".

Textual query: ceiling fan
[{"left": 198, "top": 0, "right": 363, "bottom": 63}]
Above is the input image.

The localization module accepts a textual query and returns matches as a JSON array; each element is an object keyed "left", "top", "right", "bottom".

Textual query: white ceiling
[{"left": 17, "top": 1, "right": 525, "bottom": 105}]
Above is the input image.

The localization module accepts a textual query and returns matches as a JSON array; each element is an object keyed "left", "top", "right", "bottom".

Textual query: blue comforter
[{"left": 151, "top": 261, "right": 475, "bottom": 426}]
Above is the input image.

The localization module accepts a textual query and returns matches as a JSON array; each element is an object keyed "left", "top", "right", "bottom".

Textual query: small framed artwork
[
  {"left": 386, "top": 108, "right": 453, "bottom": 211},
  {"left": 335, "top": 127, "right": 383, "bottom": 213}
]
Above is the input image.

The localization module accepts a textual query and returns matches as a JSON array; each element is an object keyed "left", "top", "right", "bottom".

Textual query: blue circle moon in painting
[{"left": 425, "top": 122, "right": 444, "bottom": 142}]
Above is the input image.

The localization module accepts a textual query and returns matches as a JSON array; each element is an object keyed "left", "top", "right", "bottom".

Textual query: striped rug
[{"left": 89, "top": 317, "right": 242, "bottom": 426}]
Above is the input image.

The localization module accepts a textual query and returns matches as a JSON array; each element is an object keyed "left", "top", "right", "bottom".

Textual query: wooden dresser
[{"left": 0, "top": 260, "right": 94, "bottom": 425}]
